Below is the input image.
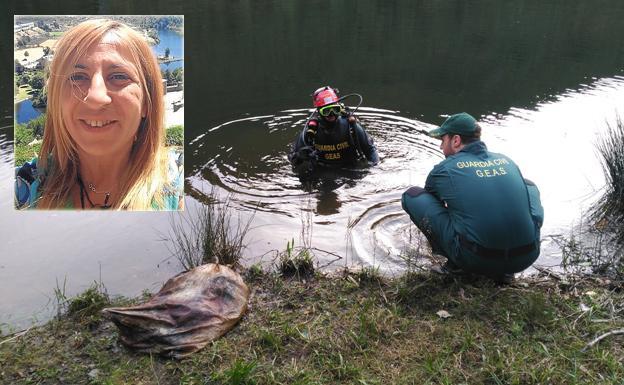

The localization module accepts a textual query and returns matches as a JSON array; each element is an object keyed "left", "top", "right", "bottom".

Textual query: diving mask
[{"left": 318, "top": 104, "right": 344, "bottom": 117}]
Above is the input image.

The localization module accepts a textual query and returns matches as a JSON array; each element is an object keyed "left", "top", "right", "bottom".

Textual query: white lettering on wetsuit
[{"left": 315, "top": 141, "right": 350, "bottom": 160}]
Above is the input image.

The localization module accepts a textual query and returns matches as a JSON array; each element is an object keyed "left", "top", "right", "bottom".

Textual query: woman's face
[{"left": 61, "top": 38, "right": 146, "bottom": 158}]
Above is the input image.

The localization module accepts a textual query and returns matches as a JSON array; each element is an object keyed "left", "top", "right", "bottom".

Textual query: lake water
[
  {"left": 153, "top": 27, "right": 184, "bottom": 72},
  {"left": 2, "top": 1, "right": 624, "bottom": 331},
  {"left": 15, "top": 99, "right": 43, "bottom": 124}
]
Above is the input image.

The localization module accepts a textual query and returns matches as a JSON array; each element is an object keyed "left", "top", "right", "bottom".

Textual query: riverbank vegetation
[
  {"left": 556, "top": 115, "right": 624, "bottom": 284},
  {"left": 164, "top": 190, "right": 253, "bottom": 270},
  {"left": 592, "top": 116, "right": 624, "bottom": 253},
  {"left": 2, "top": 193, "right": 623, "bottom": 383},
  {"left": 0, "top": 267, "right": 622, "bottom": 384}
]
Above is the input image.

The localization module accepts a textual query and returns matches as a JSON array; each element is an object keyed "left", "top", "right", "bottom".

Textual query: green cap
[{"left": 428, "top": 112, "right": 477, "bottom": 138}]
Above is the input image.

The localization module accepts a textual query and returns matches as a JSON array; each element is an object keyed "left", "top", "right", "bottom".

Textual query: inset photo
[{"left": 14, "top": 15, "right": 184, "bottom": 210}]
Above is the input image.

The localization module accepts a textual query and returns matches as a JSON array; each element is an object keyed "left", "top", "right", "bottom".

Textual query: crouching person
[{"left": 402, "top": 113, "right": 544, "bottom": 283}]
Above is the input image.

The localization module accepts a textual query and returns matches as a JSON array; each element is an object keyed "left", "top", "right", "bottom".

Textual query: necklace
[
  {"left": 87, "top": 182, "right": 108, "bottom": 195},
  {"left": 77, "top": 175, "right": 111, "bottom": 209}
]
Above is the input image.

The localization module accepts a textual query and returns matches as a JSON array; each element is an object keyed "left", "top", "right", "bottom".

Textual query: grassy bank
[{"left": 1, "top": 270, "right": 622, "bottom": 384}]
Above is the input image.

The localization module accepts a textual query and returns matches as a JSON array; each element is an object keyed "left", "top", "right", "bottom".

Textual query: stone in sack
[{"left": 104, "top": 263, "right": 249, "bottom": 358}]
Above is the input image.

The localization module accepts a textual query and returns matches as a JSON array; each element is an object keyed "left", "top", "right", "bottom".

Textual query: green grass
[{"left": 1, "top": 271, "right": 622, "bottom": 384}]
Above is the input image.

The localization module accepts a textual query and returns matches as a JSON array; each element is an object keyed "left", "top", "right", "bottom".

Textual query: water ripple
[{"left": 188, "top": 107, "right": 440, "bottom": 266}]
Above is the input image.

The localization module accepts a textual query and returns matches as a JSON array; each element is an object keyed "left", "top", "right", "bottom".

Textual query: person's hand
[
  {"left": 348, "top": 115, "right": 356, "bottom": 124},
  {"left": 292, "top": 146, "right": 318, "bottom": 176}
]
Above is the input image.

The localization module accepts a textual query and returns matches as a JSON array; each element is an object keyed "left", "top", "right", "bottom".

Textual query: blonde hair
[{"left": 37, "top": 19, "right": 169, "bottom": 210}]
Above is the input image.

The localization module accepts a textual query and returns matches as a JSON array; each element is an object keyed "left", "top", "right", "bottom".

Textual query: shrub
[
  {"left": 165, "top": 124, "right": 183, "bottom": 146},
  {"left": 14, "top": 114, "right": 46, "bottom": 165},
  {"left": 26, "top": 113, "right": 46, "bottom": 137}
]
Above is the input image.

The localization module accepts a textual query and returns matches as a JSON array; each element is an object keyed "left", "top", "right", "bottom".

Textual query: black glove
[{"left": 289, "top": 146, "right": 318, "bottom": 176}]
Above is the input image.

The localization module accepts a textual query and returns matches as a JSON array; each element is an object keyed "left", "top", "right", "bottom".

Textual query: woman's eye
[
  {"left": 69, "top": 73, "right": 89, "bottom": 82},
  {"left": 109, "top": 73, "right": 131, "bottom": 82}
]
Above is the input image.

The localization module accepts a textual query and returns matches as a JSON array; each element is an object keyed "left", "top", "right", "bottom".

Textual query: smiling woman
[{"left": 15, "top": 19, "right": 184, "bottom": 210}]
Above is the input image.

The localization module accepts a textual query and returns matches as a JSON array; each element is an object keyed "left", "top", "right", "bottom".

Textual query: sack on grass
[{"left": 103, "top": 263, "right": 249, "bottom": 358}]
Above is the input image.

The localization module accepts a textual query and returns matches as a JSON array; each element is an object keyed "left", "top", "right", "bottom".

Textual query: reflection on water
[{"left": 190, "top": 106, "right": 438, "bottom": 218}]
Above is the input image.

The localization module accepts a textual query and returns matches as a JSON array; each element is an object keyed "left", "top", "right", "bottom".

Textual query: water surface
[{"left": 15, "top": 99, "right": 43, "bottom": 124}]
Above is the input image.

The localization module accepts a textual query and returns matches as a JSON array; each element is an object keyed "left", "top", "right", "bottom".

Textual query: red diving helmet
[{"left": 312, "top": 86, "right": 339, "bottom": 107}]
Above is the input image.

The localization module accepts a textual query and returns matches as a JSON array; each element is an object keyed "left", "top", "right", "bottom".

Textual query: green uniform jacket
[{"left": 424, "top": 141, "right": 544, "bottom": 250}]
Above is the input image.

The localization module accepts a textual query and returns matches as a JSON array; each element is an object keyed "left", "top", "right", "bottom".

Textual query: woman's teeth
[{"left": 84, "top": 120, "right": 113, "bottom": 127}]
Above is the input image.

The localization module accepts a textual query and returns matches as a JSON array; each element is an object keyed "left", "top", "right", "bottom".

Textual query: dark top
[
  {"left": 425, "top": 140, "right": 544, "bottom": 249},
  {"left": 289, "top": 114, "right": 379, "bottom": 170}
]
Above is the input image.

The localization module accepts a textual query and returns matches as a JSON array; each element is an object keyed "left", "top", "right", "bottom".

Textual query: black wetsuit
[{"left": 289, "top": 114, "right": 378, "bottom": 173}]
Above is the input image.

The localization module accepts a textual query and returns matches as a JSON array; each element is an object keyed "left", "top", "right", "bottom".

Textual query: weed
[
  {"left": 53, "top": 278, "right": 110, "bottom": 325},
  {"left": 53, "top": 276, "right": 68, "bottom": 318},
  {"left": 256, "top": 329, "right": 282, "bottom": 352},
  {"left": 315, "top": 350, "right": 361, "bottom": 381},
  {"left": 164, "top": 189, "right": 254, "bottom": 270},
  {"left": 277, "top": 239, "right": 315, "bottom": 278},
  {"left": 581, "top": 114, "right": 624, "bottom": 280},
  {"left": 354, "top": 265, "right": 383, "bottom": 286},
  {"left": 66, "top": 282, "right": 110, "bottom": 320},
  {"left": 244, "top": 263, "right": 265, "bottom": 282},
  {"left": 398, "top": 224, "right": 431, "bottom": 277},
  {"left": 555, "top": 219, "right": 622, "bottom": 281}
]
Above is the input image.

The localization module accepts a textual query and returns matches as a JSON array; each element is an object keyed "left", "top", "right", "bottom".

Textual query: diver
[{"left": 288, "top": 86, "right": 379, "bottom": 176}]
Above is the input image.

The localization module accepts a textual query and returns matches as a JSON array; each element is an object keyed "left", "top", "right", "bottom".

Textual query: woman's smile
[{"left": 79, "top": 118, "right": 118, "bottom": 130}]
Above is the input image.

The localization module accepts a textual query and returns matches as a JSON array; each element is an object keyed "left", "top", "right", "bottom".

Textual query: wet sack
[{"left": 103, "top": 264, "right": 250, "bottom": 358}]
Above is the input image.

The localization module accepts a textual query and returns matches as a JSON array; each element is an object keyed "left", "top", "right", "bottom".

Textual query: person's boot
[
  {"left": 492, "top": 273, "right": 514, "bottom": 285},
  {"left": 440, "top": 260, "right": 465, "bottom": 275}
]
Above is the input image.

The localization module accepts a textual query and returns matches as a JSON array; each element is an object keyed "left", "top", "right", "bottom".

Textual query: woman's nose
[{"left": 83, "top": 72, "right": 111, "bottom": 107}]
